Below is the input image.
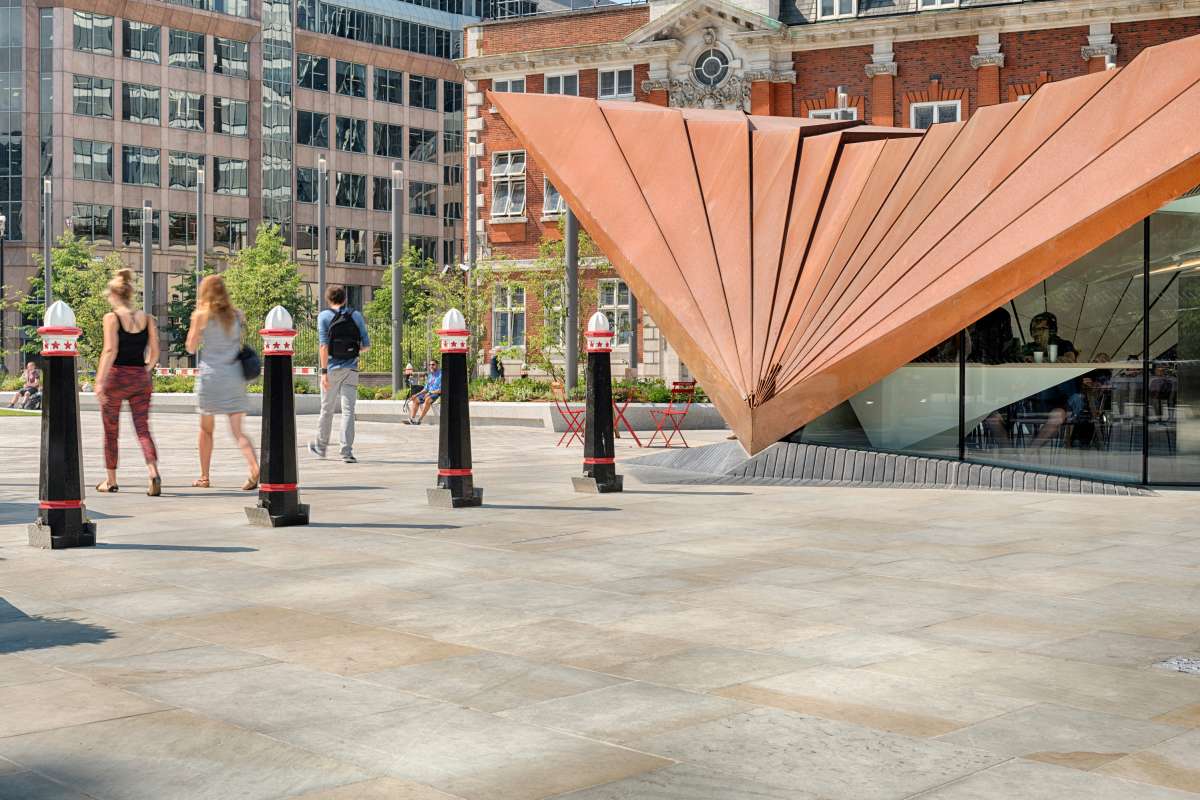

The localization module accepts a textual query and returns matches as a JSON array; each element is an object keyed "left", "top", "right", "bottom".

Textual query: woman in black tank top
[{"left": 94, "top": 268, "right": 162, "bottom": 496}]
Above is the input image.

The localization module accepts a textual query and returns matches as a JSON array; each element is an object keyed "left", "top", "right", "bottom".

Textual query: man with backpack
[{"left": 308, "top": 286, "right": 370, "bottom": 463}]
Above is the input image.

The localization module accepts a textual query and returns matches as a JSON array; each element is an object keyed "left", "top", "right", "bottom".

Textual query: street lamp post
[
  {"left": 142, "top": 201, "right": 153, "bottom": 313},
  {"left": 0, "top": 213, "right": 6, "bottom": 373},
  {"left": 628, "top": 293, "right": 639, "bottom": 377},
  {"left": 391, "top": 163, "right": 404, "bottom": 397},
  {"left": 565, "top": 209, "right": 579, "bottom": 391},
  {"left": 317, "top": 155, "right": 327, "bottom": 311},
  {"left": 42, "top": 178, "right": 52, "bottom": 307},
  {"left": 195, "top": 166, "right": 205, "bottom": 290},
  {"left": 467, "top": 138, "right": 479, "bottom": 274}
]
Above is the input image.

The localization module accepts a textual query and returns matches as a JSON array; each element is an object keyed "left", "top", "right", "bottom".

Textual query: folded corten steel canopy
[{"left": 490, "top": 34, "right": 1200, "bottom": 454}]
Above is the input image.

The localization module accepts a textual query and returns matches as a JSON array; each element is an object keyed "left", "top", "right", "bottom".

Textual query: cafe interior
[{"left": 795, "top": 191, "right": 1200, "bottom": 486}]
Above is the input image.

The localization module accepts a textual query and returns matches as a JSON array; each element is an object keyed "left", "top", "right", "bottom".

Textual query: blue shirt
[
  {"left": 425, "top": 369, "right": 442, "bottom": 393},
  {"left": 318, "top": 307, "right": 370, "bottom": 371}
]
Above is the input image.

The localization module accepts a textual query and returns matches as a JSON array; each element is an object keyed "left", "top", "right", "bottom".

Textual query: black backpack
[{"left": 328, "top": 308, "right": 361, "bottom": 360}]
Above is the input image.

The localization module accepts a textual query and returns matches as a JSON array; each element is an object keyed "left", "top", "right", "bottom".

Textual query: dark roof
[{"left": 781, "top": 0, "right": 1026, "bottom": 26}]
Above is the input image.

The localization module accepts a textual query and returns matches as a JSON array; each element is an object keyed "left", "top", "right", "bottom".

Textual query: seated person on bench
[{"left": 404, "top": 360, "right": 442, "bottom": 425}]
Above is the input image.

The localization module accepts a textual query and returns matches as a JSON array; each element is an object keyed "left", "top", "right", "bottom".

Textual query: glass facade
[
  {"left": 296, "top": 0, "right": 462, "bottom": 59},
  {"left": 794, "top": 194, "right": 1200, "bottom": 486},
  {"left": 261, "top": 0, "right": 294, "bottom": 240},
  {"left": 0, "top": 0, "right": 22, "bottom": 241}
]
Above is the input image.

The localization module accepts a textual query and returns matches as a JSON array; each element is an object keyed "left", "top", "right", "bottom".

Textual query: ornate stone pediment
[
  {"left": 641, "top": 74, "right": 752, "bottom": 110},
  {"left": 623, "top": 0, "right": 783, "bottom": 46}
]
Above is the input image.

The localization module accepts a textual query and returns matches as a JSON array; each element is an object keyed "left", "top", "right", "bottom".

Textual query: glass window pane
[
  {"left": 963, "top": 221, "right": 1146, "bottom": 482},
  {"left": 1148, "top": 197, "right": 1200, "bottom": 482}
]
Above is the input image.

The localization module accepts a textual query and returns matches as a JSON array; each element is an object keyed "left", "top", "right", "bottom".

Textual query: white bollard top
[
  {"left": 264, "top": 305, "right": 294, "bottom": 331},
  {"left": 586, "top": 311, "right": 615, "bottom": 354},
  {"left": 441, "top": 308, "right": 467, "bottom": 332},
  {"left": 44, "top": 300, "right": 77, "bottom": 329}
]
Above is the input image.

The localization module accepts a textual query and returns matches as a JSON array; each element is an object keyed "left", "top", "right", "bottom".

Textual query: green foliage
[
  {"left": 0, "top": 374, "right": 25, "bottom": 391},
  {"left": 356, "top": 384, "right": 397, "bottom": 400},
  {"left": 363, "top": 247, "right": 496, "bottom": 374},
  {"left": 222, "top": 223, "right": 313, "bottom": 338},
  {"left": 519, "top": 218, "right": 605, "bottom": 383},
  {"left": 18, "top": 233, "right": 129, "bottom": 368},
  {"left": 152, "top": 374, "right": 196, "bottom": 393},
  {"left": 166, "top": 266, "right": 215, "bottom": 359}
]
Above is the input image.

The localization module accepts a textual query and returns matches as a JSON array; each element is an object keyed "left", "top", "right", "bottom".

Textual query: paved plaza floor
[{"left": 1, "top": 412, "right": 1199, "bottom": 799}]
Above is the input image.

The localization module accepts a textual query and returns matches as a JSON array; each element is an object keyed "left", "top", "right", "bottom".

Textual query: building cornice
[
  {"left": 458, "top": 40, "right": 681, "bottom": 78},
  {"left": 786, "top": 0, "right": 1200, "bottom": 51}
]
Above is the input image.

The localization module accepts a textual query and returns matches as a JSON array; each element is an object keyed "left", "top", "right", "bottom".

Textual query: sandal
[
  {"left": 191, "top": 477, "right": 211, "bottom": 488},
  {"left": 241, "top": 473, "right": 259, "bottom": 492},
  {"left": 147, "top": 476, "right": 161, "bottom": 497},
  {"left": 95, "top": 481, "right": 118, "bottom": 493}
]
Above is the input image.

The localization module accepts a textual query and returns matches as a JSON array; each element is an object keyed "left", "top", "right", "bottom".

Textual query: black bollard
[
  {"left": 427, "top": 308, "right": 483, "bottom": 508},
  {"left": 574, "top": 312, "right": 623, "bottom": 493},
  {"left": 30, "top": 302, "right": 97, "bottom": 548},
  {"left": 246, "top": 305, "right": 310, "bottom": 527}
]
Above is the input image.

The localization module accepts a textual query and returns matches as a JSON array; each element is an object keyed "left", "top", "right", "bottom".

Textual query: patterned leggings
[{"left": 101, "top": 365, "right": 158, "bottom": 470}]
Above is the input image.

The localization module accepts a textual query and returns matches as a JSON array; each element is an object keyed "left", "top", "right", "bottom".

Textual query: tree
[
  {"left": 19, "top": 232, "right": 128, "bottom": 368},
  {"left": 166, "top": 265, "right": 215, "bottom": 360},
  {"left": 362, "top": 247, "right": 499, "bottom": 374},
  {"left": 222, "top": 223, "right": 313, "bottom": 338},
  {"left": 521, "top": 219, "right": 604, "bottom": 382}
]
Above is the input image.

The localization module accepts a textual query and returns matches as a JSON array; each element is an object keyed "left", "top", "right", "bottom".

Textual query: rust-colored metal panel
[
  {"left": 489, "top": 32, "right": 1200, "bottom": 455},
  {"left": 804, "top": 38, "right": 1196, "bottom": 380},
  {"left": 599, "top": 102, "right": 747, "bottom": 396},
  {"left": 685, "top": 114, "right": 754, "bottom": 394},
  {"left": 771, "top": 138, "right": 888, "bottom": 380},
  {"left": 798, "top": 72, "right": 1118, "bottom": 379},
  {"left": 760, "top": 133, "right": 841, "bottom": 391},
  {"left": 784, "top": 102, "right": 1021, "bottom": 381},
  {"left": 749, "top": 126, "right": 801, "bottom": 398},
  {"left": 778, "top": 136, "right": 919, "bottom": 383},
  {"left": 486, "top": 91, "right": 745, "bottom": 425}
]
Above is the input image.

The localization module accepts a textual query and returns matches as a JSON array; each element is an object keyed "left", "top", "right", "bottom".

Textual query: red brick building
[{"left": 457, "top": 0, "right": 1200, "bottom": 378}]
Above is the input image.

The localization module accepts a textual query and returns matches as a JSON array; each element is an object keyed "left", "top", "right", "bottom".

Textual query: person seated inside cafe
[{"left": 1021, "top": 312, "right": 1081, "bottom": 448}]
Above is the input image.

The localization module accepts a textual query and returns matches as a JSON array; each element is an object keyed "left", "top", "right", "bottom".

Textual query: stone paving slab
[{"left": 1, "top": 414, "right": 1199, "bottom": 799}]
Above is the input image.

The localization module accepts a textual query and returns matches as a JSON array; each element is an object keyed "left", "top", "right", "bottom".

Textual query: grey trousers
[{"left": 316, "top": 368, "right": 358, "bottom": 457}]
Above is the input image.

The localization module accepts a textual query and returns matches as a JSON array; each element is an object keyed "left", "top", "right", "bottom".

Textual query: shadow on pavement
[
  {"left": 307, "top": 522, "right": 460, "bottom": 530},
  {"left": 482, "top": 503, "right": 619, "bottom": 512},
  {"left": 0, "top": 503, "right": 129, "bottom": 524},
  {"left": 620, "top": 490, "right": 752, "bottom": 496},
  {"left": 95, "top": 543, "right": 257, "bottom": 553},
  {"left": 0, "top": 598, "right": 116, "bottom": 654}
]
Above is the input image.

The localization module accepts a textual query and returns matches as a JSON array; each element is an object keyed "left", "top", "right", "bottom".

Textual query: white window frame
[
  {"left": 598, "top": 68, "right": 634, "bottom": 100},
  {"left": 918, "top": 0, "right": 958, "bottom": 8},
  {"left": 598, "top": 278, "right": 632, "bottom": 347},
  {"left": 492, "top": 284, "right": 526, "bottom": 348},
  {"left": 545, "top": 72, "right": 579, "bottom": 96},
  {"left": 816, "top": 0, "right": 856, "bottom": 20},
  {"left": 492, "top": 76, "right": 525, "bottom": 94},
  {"left": 909, "top": 99, "right": 961, "bottom": 129},
  {"left": 490, "top": 150, "right": 526, "bottom": 219},
  {"left": 809, "top": 107, "right": 858, "bottom": 121},
  {"left": 542, "top": 177, "right": 566, "bottom": 219}
]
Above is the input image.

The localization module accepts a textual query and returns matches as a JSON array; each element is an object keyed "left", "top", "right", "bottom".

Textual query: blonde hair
[
  {"left": 106, "top": 267, "right": 136, "bottom": 306},
  {"left": 198, "top": 275, "right": 236, "bottom": 332}
]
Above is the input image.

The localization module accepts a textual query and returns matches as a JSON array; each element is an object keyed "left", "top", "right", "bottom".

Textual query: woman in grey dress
[{"left": 186, "top": 275, "right": 259, "bottom": 490}]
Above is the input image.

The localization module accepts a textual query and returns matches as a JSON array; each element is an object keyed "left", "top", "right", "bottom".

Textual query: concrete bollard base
[
  {"left": 28, "top": 519, "right": 97, "bottom": 549},
  {"left": 244, "top": 503, "right": 311, "bottom": 528},
  {"left": 572, "top": 475, "right": 624, "bottom": 494},
  {"left": 427, "top": 487, "right": 483, "bottom": 508}
]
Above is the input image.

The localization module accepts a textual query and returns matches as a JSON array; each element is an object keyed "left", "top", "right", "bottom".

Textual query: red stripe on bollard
[
  {"left": 259, "top": 483, "right": 298, "bottom": 492},
  {"left": 39, "top": 500, "right": 82, "bottom": 509},
  {"left": 437, "top": 468, "right": 473, "bottom": 477},
  {"left": 583, "top": 457, "right": 615, "bottom": 465}
]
